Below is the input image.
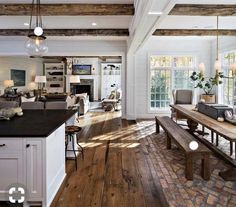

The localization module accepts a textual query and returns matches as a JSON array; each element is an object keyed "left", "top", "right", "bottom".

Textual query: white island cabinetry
[{"left": 0, "top": 124, "right": 66, "bottom": 207}]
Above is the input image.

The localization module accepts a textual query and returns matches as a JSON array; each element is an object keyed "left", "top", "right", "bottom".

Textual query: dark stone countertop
[{"left": 0, "top": 110, "right": 77, "bottom": 137}]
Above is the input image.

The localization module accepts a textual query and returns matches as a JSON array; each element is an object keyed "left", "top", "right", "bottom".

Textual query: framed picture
[
  {"left": 11, "top": 69, "right": 26, "bottom": 87},
  {"left": 72, "top": 65, "right": 92, "bottom": 75}
]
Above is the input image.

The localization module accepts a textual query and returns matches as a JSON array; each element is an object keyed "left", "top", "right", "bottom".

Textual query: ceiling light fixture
[
  {"left": 148, "top": 11, "right": 163, "bottom": 15},
  {"left": 24, "top": 22, "right": 29, "bottom": 26},
  {"left": 92, "top": 22, "right": 97, "bottom": 26},
  {"left": 25, "top": 0, "right": 48, "bottom": 57}
]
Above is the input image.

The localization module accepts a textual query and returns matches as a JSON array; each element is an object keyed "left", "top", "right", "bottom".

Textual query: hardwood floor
[{"left": 53, "top": 111, "right": 168, "bottom": 207}]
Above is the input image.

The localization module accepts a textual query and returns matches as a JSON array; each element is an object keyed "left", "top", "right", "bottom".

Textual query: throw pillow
[{"left": 21, "top": 96, "right": 36, "bottom": 103}]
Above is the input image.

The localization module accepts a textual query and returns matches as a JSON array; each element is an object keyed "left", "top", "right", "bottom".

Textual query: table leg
[
  {"left": 216, "top": 134, "right": 219, "bottom": 146},
  {"left": 230, "top": 141, "right": 233, "bottom": 156},
  {"left": 211, "top": 131, "right": 214, "bottom": 143}
]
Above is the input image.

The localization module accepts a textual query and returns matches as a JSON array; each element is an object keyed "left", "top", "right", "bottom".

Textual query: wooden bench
[{"left": 155, "top": 116, "right": 211, "bottom": 180}]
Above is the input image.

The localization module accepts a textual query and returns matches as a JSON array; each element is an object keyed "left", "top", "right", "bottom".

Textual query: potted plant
[{"left": 190, "top": 71, "right": 224, "bottom": 103}]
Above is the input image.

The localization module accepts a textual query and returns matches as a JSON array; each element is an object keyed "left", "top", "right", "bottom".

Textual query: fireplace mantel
[{"left": 65, "top": 75, "right": 99, "bottom": 101}]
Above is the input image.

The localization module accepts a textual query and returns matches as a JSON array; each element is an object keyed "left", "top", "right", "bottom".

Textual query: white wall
[
  {"left": 0, "top": 56, "right": 43, "bottom": 93},
  {"left": 135, "top": 37, "right": 212, "bottom": 119}
]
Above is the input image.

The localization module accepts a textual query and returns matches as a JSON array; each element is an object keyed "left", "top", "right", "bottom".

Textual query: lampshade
[
  {"left": 35, "top": 75, "right": 46, "bottom": 83},
  {"left": 214, "top": 60, "right": 221, "bottom": 71},
  {"left": 198, "top": 63, "right": 205, "bottom": 74},
  {"left": 69, "top": 75, "right": 80, "bottom": 83},
  {"left": 3, "top": 80, "right": 14, "bottom": 88}
]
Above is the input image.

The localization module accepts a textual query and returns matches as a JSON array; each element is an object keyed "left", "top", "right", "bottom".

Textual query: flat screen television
[{"left": 72, "top": 64, "right": 92, "bottom": 75}]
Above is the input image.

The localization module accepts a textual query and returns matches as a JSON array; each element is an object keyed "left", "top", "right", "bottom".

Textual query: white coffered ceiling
[{"left": 0, "top": 0, "right": 134, "bottom": 40}]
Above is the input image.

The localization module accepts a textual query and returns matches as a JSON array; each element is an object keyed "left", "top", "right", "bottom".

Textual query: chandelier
[{"left": 25, "top": 0, "right": 48, "bottom": 57}]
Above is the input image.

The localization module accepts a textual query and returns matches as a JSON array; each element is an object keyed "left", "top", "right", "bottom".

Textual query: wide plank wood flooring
[{"left": 53, "top": 111, "right": 168, "bottom": 207}]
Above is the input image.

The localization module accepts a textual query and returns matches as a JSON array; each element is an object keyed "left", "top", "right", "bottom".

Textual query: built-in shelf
[
  {"left": 44, "top": 62, "right": 65, "bottom": 93},
  {"left": 101, "top": 63, "right": 121, "bottom": 99}
]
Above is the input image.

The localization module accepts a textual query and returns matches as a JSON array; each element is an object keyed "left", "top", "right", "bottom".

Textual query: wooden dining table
[{"left": 171, "top": 104, "right": 236, "bottom": 181}]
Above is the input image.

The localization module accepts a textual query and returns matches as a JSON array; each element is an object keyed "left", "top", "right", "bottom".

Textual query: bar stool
[{"left": 65, "top": 126, "right": 84, "bottom": 170}]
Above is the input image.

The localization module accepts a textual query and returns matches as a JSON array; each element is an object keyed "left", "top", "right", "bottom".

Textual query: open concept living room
[{"left": 0, "top": 0, "right": 236, "bottom": 207}]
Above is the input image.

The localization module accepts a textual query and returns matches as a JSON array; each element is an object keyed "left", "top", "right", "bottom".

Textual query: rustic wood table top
[{"left": 171, "top": 104, "right": 236, "bottom": 142}]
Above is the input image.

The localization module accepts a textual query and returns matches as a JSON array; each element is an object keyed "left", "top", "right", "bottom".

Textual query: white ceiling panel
[
  {"left": 0, "top": 16, "right": 131, "bottom": 29},
  {"left": 159, "top": 16, "right": 236, "bottom": 30},
  {"left": 0, "top": 0, "right": 133, "bottom": 4}
]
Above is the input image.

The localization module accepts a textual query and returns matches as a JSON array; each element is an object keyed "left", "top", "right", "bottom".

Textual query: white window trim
[
  {"left": 147, "top": 52, "right": 199, "bottom": 114},
  {"left": 219, "top": 50, "right": 236, "bottom": 105}
]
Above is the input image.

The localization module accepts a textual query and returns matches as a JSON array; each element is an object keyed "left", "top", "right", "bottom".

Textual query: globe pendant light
[{"left": 25, "top": 0, "right": 48, "bottom": 57}]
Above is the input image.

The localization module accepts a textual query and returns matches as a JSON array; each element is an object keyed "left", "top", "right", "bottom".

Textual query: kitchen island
[{"left": 0, "top": 110, "right": 77, "bottom": 207}]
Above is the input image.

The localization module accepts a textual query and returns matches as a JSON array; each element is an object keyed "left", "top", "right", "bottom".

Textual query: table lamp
[
  {"left": 35, "top": 75, "right": 46, "bottom": 97},
  {"left": 3, "top": 80, "right": 14, "bottom": 95}
]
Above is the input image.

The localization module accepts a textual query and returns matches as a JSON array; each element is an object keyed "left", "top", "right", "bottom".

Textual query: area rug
[{"left": 138, "top": 121, "right": 236, "bottom": 207}]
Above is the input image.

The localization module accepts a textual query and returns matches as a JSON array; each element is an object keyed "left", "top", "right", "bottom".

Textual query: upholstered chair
[{"left": 171, "top": 89, "right": 193, "bottom": 121}]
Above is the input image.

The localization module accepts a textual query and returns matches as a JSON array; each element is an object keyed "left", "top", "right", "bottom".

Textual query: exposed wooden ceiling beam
[
  {"left": 153, "top": 29, "right": 236, "bottom": 36},
  {"left": 43, "top": 56, "right": 122, "bottom": 61},
  {"left": 0, "top": 4, "right": 134, "bottom": 16},
  {"left": 169, "top": 4, "right": 236, "bottom": 16},
  {"left": 0, "top": 29, "right": 129, "bottom": 36}
]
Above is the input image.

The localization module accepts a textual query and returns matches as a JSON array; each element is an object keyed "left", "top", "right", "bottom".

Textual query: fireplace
[{"left": 73, "top": 79, "right": 94, "bottom": 101}]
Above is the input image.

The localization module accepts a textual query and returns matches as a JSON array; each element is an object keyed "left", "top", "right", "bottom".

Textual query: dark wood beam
[
  {"left": 153, "top": 29, "right": 236, "bottom": 36},
  {"left": 43, "top": 56, "right": 122, "bottom": 61},
  {"left": 0, "top": 29, "right": 129, "bottom": 36},
  {"left": 169, "top": 4, "right": 236, "bottom": 16},
  {"left": 0, "top": 4, "right": 134, "bottom": 16}
]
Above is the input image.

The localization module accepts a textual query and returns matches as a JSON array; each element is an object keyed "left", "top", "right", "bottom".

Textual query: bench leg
[
  {"left": 155, "top": 118, "right": 160, "bottom": 134},
  {"left": 230, "top": 141, "right": 233, "bottom": 156},
  {"left": 166, "top": 134, "right": 171, "bottom": 149},
  {"left": 185, "top": 156, "right": 193, "bottom": 180},
  {"left": 201, "top": 154, "right": 210, "bottom": 180}
]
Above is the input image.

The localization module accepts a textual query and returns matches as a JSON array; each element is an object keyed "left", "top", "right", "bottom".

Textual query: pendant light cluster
[{"left": 25, "top": 0, "right": 48, "bottom": 57}]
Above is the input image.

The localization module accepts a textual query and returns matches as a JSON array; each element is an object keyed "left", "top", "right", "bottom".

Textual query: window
[
  {"left": 221, "top": 51, "right": 236, "bottom": 105},
  {"left": 150, "top": 55, "right": 195, "bottom": 110}
]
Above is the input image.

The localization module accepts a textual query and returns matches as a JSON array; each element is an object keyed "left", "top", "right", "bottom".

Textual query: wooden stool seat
[{"left": 65, "top": 126, "right": 82, "bottom": 134}]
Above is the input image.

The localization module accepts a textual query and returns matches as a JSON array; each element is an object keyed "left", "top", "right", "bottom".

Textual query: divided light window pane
[
  {"left": 150, "top": 55, "right": 195, "bottom": 110},
  {"left": 221, "top": 51, "right": 236, "bottom": 106}
]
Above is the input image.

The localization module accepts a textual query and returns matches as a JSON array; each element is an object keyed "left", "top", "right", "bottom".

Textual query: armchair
[
  {"left": 171, "top": 89, "right": 193, "bottom": 122},
  {"left": 102, "top": 89, "right": 122, "bottom": 111}
]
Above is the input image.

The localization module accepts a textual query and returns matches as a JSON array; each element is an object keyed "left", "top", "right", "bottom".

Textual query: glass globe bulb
[
  {"left": 189, "top": 141, "right": 199, "bottom": 151},
  {"left": 34, "top": 27, "right": 43, "bottom": 36},
  {"left": 25, "top": 36, "right": 48, "bottom": 57}
]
